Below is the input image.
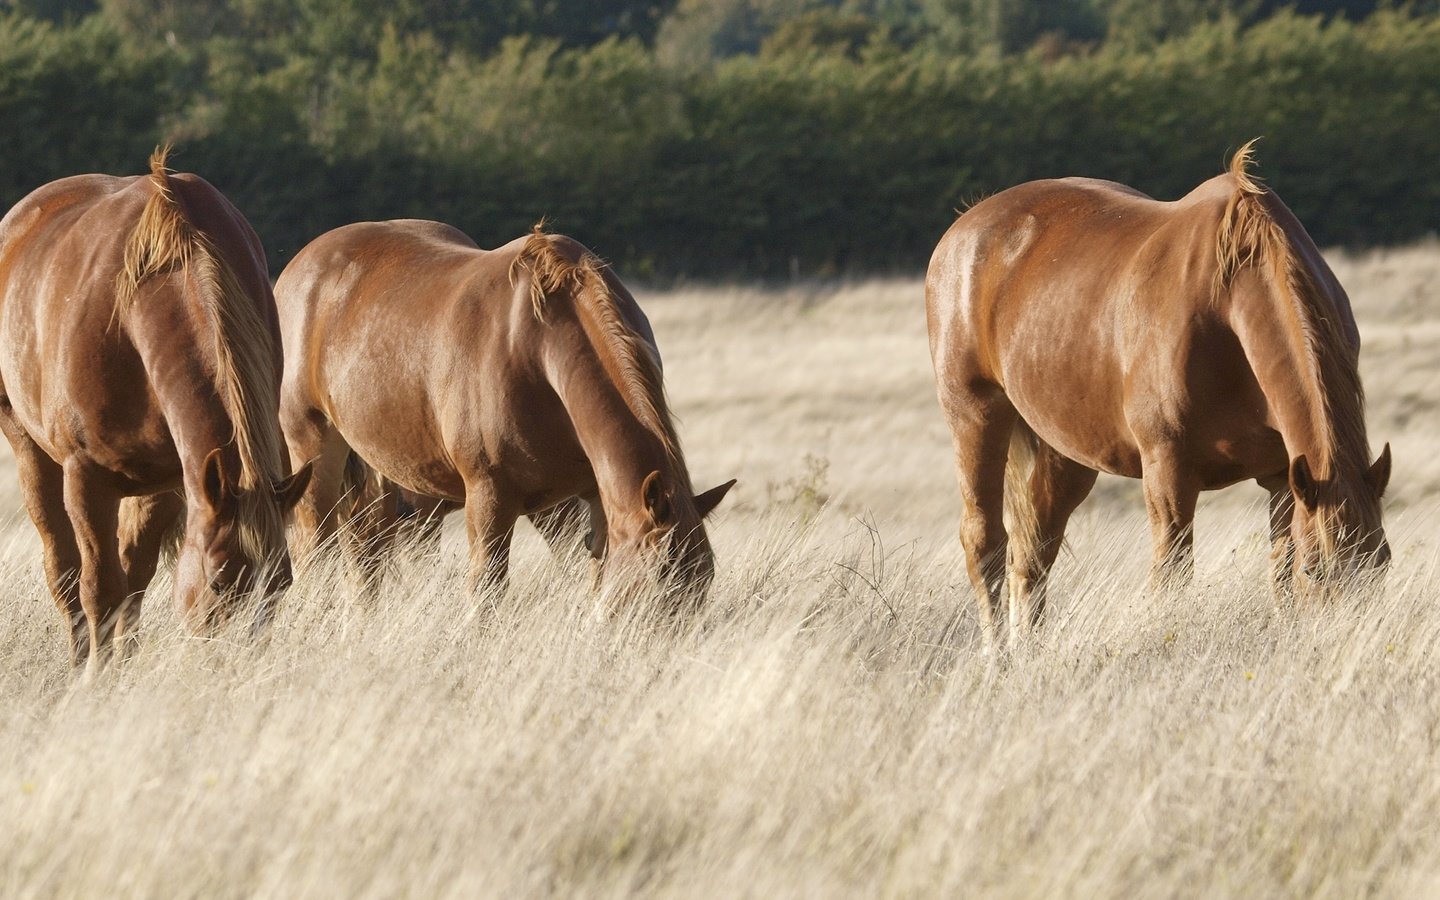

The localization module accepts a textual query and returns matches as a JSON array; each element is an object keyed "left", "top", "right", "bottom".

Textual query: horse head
[
  {"left": 597, "top": 471, "right": 735, "bottom": 612},
  {"left": 1287, "top": 444, "right": 1391, "bottom": 598},
  {"left": 173, "top": 447, "right": 312, "bottom": 627}
]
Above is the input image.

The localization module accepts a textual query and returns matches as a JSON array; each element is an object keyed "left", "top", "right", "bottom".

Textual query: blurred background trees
[{"left": 0, "top": 0, "right": 1434, "bottom": 277}]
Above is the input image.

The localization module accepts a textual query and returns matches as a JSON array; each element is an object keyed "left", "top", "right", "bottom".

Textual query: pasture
[{"left": 2, "top": 242, "right": 1439, "bottom": 897}]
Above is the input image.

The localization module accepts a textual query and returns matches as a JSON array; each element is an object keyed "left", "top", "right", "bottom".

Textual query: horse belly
[
  {"left": 1017, "top": 399, "right": 1143, "bottom": 477},
  {"left": 999, "top": 337, "right": 1142, "bottom": 478},
  {"left": 353, "top": 443, "right": 464, "bottom": 501},
  {"left": 330, "top": 401, "right": 465, "bottom": 501}
]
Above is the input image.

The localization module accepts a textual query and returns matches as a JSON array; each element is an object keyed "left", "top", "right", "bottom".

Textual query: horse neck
[
  {"left": 124, "top": 287, "right": 250, "bottom": 501},
  {"left": 544, "top": 321, "right": 684, "bottom": 520},
  {"left": 116, "top": 159, "right": 284, "bottom": 504},
  {"left": 1227, "top": 256, "right": 1368, "bottom": 482}
]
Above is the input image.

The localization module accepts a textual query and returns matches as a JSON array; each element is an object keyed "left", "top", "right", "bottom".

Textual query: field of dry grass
[{"left": 2, "top": 243, "right": 1439, "bottom": 897}]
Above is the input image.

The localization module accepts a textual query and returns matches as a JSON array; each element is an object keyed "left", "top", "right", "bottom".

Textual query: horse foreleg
[
  {"left": 3, "top": 429, "right": 87, "bottom": 666},
  {"left": 1259, "top": 475, "right": 1295, "bottom": 605},
  {"left": 115, "top": 491, "right": 184, "bottom": 660},
  {"left": 463, "top": 481, "right": 517, "bottom": 596},
  {"left": 61, "top": 461, "right": 127, "bottom": 676},
  {"left": 1008, "top": 443, "right": 1097, "bottom": 645},
  {"left": 1140, "top": 453, "right": 1199, "bottom": 590}
]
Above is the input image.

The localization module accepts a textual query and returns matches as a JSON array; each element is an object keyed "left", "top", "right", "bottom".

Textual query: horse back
[
  {"left": 930, "top": 177, "right": 1237, "bottom": 371},
  {"left": 0, "top": 175, "right": 137, "bottom": 311},
  {"left": 274, "top": 221, "right": 532, "bottom": 382}
]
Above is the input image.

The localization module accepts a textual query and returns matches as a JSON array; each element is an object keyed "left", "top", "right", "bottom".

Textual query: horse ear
[
  {"left": 1366, "top": 443, "right": 1392, "bottom": 498},
  {"left": 694, "top": 478, "right": 737, "bottom": 519},
  {"left": 273, "top": 461, "right": 314, "bottom": 513},
  {"left": 1289, "top": 455, "right": 1319, "bottom": 510},
  {"left": 201, "top": 448, "right": 232, "bottom": 509},
  {"left": 641, "top": 470, "right": 671, "bottom": 524}
]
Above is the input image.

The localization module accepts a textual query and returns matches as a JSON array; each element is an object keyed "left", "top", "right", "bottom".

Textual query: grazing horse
[
  {"left": 275, "top": 220, "right": 734, "bottom": 606},
  {"left": 333, "top": 272, "right": 674, "bottom": 570},
  {"left": 0, "top": 149, "right": 311, "bottom": 671},
  {"left": 927, "top": 143, "right": 1390, "bottom": 647}
]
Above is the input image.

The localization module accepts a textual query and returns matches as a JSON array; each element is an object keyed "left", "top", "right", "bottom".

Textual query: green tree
[
  {"left": 1, "top": 0, "right": 97, "bottom": 21},
  {"left": 920, "top": 0, "right": 1103, "bottom": 54},
  {"left": 760, "top": 7, "right": 879, "bottom": 58},
  {"left": 655, "top": 0, "right": 814, "bottom": 64},
  {"left": 0, "top": 15, "right": 176, "bottom": 204},
  {"left": 1097, "top": 0, "right": 1257, "bottom": 45}
]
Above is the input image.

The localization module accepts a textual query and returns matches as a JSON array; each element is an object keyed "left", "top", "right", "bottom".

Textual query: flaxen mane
[
  {"left": 116, "top": 147, "right": 287, "bottom": 553},
  {"left": 511, "top": 225, "right": 680, "bottom": 460},
  {"left": 1215, "top": 141, "right": 1371, "bottom": 517}
]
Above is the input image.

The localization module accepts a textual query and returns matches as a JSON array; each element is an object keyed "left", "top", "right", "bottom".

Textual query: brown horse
[
  {"left": 927, "top": 143, "right": 1390, "bottom": 647},
  {"left": 275, "top": 220, "right": 733, "bottom": 606},
  {"left": 0, "top": 149, "right": 311, "bottom": 671},
  {"left": 332, "top": 291, "right": 674, "bottom": 570}
]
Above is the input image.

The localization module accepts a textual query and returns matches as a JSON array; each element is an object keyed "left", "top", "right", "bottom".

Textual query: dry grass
[{"left": 3, "top": 243, "right": 1440, "bottom": 898}]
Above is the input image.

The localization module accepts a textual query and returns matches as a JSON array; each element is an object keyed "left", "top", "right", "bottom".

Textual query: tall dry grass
[{"left": 2, "top": 243, "right": 1439, "bottom": 897}]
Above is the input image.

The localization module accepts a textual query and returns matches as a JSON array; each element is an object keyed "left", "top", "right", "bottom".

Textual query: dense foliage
[{"left": 0, "top": 0, "right": 1436, "bottom": 276}]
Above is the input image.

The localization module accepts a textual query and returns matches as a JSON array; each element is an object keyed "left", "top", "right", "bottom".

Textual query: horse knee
[{"left": 960, "top": 513, "right": 1006, "bottom": 573}]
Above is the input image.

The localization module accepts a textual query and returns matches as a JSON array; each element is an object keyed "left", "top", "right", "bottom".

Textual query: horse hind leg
[
  {"left": 279, "top": 409, "right": 352, "bottom": 569},
  {"left": 393, "top": 485, "right": 458, "bottom": 554},
  {"left": 462, "top": 478, "right": 519, "bottom": 597},
  {"left": 528, "top": 496, "right": 594, "bottom": 561},
  {"left": 335, "top": 451, "right": 405, "bottom": 594},
  {"left": 939, "top": 383, "right": 1017, "bottom": 649},
  {"left": 1006, "top": 435, "right": 1097, "bottom": 645}
]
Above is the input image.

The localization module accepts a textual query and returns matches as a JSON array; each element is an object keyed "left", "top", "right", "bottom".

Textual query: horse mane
[
  {"left": 115, "top": 147, "right": 286, "bottom": 550},
  {"left": 510, "top": 225, "right": 679, "bottom": 460},
  {"left": 1214, "top": 140, "right": 1370, "bottom": 486},
  {"left": 1215, "top": 140, "right": 1270, "bottom": 285}
]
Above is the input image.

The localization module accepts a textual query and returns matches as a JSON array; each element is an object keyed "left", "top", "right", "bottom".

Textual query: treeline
[{"left": 1, "top": 2, "right": 1437, "bottom": 277}]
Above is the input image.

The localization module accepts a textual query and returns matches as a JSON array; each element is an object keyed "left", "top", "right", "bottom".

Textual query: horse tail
[
  {"left": 115, "top": 147, "right": 287, "bottom": 546},
  {"left": 1004, "top": 421, "right": 1040, "bottom": 575}
]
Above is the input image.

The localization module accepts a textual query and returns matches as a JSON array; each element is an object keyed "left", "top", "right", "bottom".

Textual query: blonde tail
[{"left": 1003, "top": 422, "right": 1040, "bottom": 586}]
